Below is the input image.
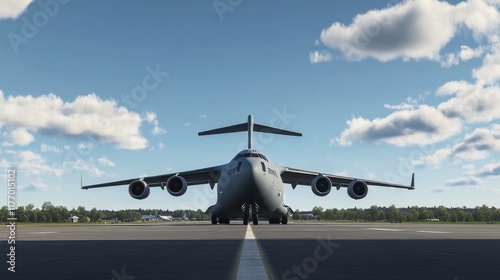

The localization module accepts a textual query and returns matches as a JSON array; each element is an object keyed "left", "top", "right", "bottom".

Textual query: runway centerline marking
[
  {"left": 366, "top": 228, "right": 404, "bottom": 232},
  {"left": 416, "top": 230, "right": 450, "bottom": 234},
  {"left": 26, "top": 231, "right": 58, "bottom": 234},
  {"left": 236, "top": 224, "right": 268, "bottom": 280}
]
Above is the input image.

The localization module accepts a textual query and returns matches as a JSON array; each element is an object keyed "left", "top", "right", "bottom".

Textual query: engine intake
[
  {"left": 128, "top": 180, "right": 150, "bottom": 200},
  {"left": 166, "top": 175, "right": 188, "bottom": 196},
  {"left": 311, "top": 175, "right": 332, "bottom": 196},
  {"left": 347, "top": 180, "right": 368, "bottom": 200}
]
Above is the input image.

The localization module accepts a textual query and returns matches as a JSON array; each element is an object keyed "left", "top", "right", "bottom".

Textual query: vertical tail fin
[{"left": 198, "top": 115, "right": 301, "bottom": 149}]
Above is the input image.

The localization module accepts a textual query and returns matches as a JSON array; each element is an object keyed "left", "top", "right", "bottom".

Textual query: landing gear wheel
[
  {"left": 211, "top": 214, "right": 218, "bottom": 225},
  {"left": 243, "top": 214, "right": 249, "bottom": 225},
  {"left": 252, "top": 214, "right": 259, "bottom": 225},
  {"left": 282, "top": 215, "right": 288, "bottom": 225}
]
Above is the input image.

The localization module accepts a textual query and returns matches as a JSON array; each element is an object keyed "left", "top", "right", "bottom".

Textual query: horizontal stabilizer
[
  {"left": 198, "top": 123, "right": 247, "bottom": 136},
  {"left": 198, "top": 115, "right": 301, "bottom": 149},
  {"left": 253, "top": 123, "right": 302, "bottom": 137}
]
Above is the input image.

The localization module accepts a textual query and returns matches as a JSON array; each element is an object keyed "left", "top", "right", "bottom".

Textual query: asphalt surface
[{"left": 1, "top": 222, "right": 499, "bottom": 280}]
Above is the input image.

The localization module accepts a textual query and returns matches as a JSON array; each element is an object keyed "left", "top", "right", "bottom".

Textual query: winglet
[{"left": 410, "top": 173, "right": 415, "bottom": 189}]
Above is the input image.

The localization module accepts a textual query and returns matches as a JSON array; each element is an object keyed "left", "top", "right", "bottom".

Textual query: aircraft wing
[
  {"left": 81, "top": 165, "right": 225, "bottom": 189},
  {"left": 280, "top": 167, "right": 414, "bottom": 190}
]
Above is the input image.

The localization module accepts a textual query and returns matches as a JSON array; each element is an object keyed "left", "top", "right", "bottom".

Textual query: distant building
[
  {"left": 426, "top": 218, "right": 440, "bottom": 222},
  {"left": 69, "top": 216, "right": 79, "bottom": 223}
]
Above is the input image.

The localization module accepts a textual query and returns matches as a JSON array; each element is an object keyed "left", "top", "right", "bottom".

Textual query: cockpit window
[{"left": 231, "top": 152, "right": 269, "bottom": 162}]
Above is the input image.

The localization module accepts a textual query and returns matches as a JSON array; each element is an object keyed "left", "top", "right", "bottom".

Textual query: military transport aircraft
[{"left": 82, "top": 115, "right": 415, "bottom": 225}]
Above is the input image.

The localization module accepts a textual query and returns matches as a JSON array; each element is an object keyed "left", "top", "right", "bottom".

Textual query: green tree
[
  {"left": 0, "top": 206, "right": 8, "bottom": 222},
  {"left": 42, "top": 201, "right": 55, "bottom": 211},
  {"left": 15, "top": 206, "right": 28, "bottom": 222},
  {"left": 368, "top": 205, "right": 382, "bottom": 221},
  {"left": 385, "top": 205, "right": 402, "bottom": 221},
  {"left": 435, "top": 206, "right": 450, "bottom": 222},
  {"left": 312, "top": 206, "right": 324, "bottom": 220},
  {"left": 292, "top": 209, "right": 301, "bottom": 220}
]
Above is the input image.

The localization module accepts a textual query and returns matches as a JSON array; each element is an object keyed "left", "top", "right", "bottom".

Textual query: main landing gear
[
  {"left": 211, "top": 214, "right": 230, "bottom": 224},
  {"left": 269, "top": 215, "right": 288, "bottom": 224}
]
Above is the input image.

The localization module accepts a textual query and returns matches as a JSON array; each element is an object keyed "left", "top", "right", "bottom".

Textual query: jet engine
[
  {"left": 128, "top": 180, "right": 150, "bottom": 200},
  {"left": 166, "top": 175, "right": 188, "bottom": 196},
  {"left": 347, "top": 180, "right": 368, "bottom": 200},
  {"left": 311, "top": 175, "right": 332, "bottom": 196}
]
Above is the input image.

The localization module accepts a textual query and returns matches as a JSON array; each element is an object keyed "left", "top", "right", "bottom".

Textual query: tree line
[
  {"left": 0, "top": 201, "right": 211, "bottom": 223},
  {"left": 294, "top": 205, "right": 500, "bottom": 222},
  {"left": 1, "top": 202, "right": 499, "bottom": 223}
]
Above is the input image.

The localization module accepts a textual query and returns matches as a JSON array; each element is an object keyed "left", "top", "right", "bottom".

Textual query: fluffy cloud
[
  {"left": 453, "top": 125, "right": 500, "bottom": 160},
  {"left": 472, "top": 46, "right": 500, "bottom": 85},
  {"left": 411, "top": 124, "right": 500, "bottom": 167},
  {"left": 332, "top": 105, "right": 462, "bottom": 147},
  {"left": 15, "top": 150, "right": 65, "bottom": 177},
  {"left": 437, "top": 82, "right": 500, "bottom": 123},
  {"left": 309, "top": 50, "right": 333, "bottom": 64},
  {"left": 3, "top": 127, "right": 35, "bottom": 146},
  {"left": 478, "top": 162, "right": 500, "bottom": 176},
  {"left": 0, "top": 91, "right": 148, "bottom": 149},
  {"left": 0, "top": 0, "right": 32, "bottom": 19},
  {"left": 318, "top": 0, "right": 500, "bottom": 63},
  {"left": 144, "top": 111, "right": 166, "bottom": 135},
  {"left": 98, "top": 157, "right": 115, "bottom": 167},
  {"left": 41, "top": 143, "right": 62, "bottom": 153}
]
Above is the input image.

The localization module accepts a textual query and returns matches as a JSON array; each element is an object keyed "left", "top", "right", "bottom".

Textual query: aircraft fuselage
[{"left": 211, "top": 149, "right": 288, "bottom": 222}]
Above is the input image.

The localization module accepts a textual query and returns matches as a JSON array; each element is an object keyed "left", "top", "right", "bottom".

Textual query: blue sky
[{"left": 1, "top": 0, "right": 499, "bottom": 211}]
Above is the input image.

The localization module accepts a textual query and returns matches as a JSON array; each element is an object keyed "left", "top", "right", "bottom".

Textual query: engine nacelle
[
  {"left": 347, "top": 180, "right": 368, "bottom": 200},
  {"left": 311, "top": 175, "right": 332, "bottom": 196},
  {"left": 166, "top": 175, "right": 188, "bottom": 196},
  {"left": 128, "top": 180, "right": 150, "bottom": 200}
]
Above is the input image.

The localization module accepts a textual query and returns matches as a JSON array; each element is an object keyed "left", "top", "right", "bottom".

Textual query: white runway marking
[
  {"left": 236, "top": 224, "right": 268, "bottom": 280},
  {"left": 26, "top": 231, "right": 58, "bottom": 235},
  {"left": 416, "top": 231, "right": 450, "bottom": 234},
  {"left": 366, "top": 228, "right": 404, "bottom": 232}
]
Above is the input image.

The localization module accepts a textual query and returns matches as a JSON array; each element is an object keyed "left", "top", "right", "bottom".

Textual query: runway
[{"left": 1, "top": 222, "right": 499, "bottom": 279}]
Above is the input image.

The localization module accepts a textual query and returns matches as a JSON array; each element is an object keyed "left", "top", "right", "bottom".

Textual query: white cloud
[
  {"left": 3, "top": 127, "right": 35, "bottom": 146},
  {"left": 446, "top": 176, "right": 484, "bottom": 186},
  {"left": 410, "top": 148, "right": 453, "bottom": 168},
  {"left": 437, "top": 82, "right": 500, "bottom": 123},
  {"left": 98, "top": 157, "right": 115, "bottom": 167},
  {"left": 317, "top": 0, "right": 500, "bottom": 64},
  {"left": 15, "top": 150, "right": 65, "bottom": 177},
  {"left": 64, "top": 158, "right": 104, "bottom": 177},
  {"left": 384, "top": 97, "right": 418, "bottom": 110},
  {"left": 478, "top": 162, "right": 500, "bottom": 176},
  {"left": 158, "top": 142, "right": 165, "bottom": 150},
  {"left": 309, "top": 50, "right": 333, "bottom": 63},
  {"left": 0, "top": 0, "right": 33, "bottom": 20},
  {"left": 411, "top": 124, "right": 500, "bottom": 166},
  {"left": 459, "top": 45, "right": 485, "bottom": 61},
  {"left": 332, "top": 105, "right": 462, "bottom": 147},
  {"left": 452, "top": 124, "right": 500, "bottom": 160},
  {"left": 319, "top": 0, "right": 457, "bottom": 62},
  {"left": 40, "top": 143, "right": 62, "bottom": 153},
  {"left": 144, "top": 111, "right": 166, "bottom": 135},
  {"left": 472, "top": 46, "right": 500, "bottom": 85},
  {"left": 0, "top": 91, "right": 147, "bottom": 149}
]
